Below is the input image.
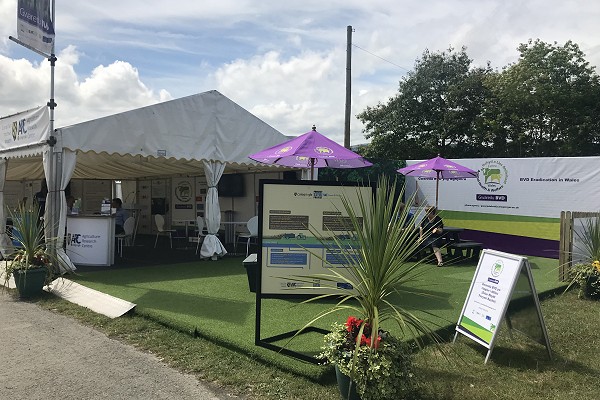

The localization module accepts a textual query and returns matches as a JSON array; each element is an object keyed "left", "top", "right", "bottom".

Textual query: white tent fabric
[
  {"left": 0, "top": 159, "right": 12, "bottom": 256},
  {"left": 200, "top": 161, "right": 227, "bottom": 259},
  {"left": 56, "top": 150, "right": 77, "bottom": 272},
  {"left": 1, "top": 90, "right": 290, "bottom": 260}
]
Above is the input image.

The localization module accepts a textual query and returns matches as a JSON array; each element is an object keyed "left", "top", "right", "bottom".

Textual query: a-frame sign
[{"left": 454, "top": 249, "right": 552, "bottom": 363}]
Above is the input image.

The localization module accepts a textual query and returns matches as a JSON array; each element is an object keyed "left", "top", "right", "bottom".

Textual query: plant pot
[
  {"left": 335, "top": 365, "right": 361, "bottom": 400},
  {"left": 584, "top": 276, "right": 600, "bottom": 300},
  {"left": 12, "top": 267, "right": 48, "bottom": 299}
]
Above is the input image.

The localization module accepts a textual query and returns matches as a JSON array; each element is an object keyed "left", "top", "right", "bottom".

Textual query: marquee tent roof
[{"left": 3, "top": 90, "right": 290, "bottom": 180}]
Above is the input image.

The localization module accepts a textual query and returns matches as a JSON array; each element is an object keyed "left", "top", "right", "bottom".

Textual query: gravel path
[{"left": 0, "top": 292, "right": 232, "bottom": 400}]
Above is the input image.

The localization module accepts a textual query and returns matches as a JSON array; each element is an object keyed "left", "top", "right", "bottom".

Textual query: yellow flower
[{"left": 594, "top": 260, "right": 600, "bottom": 273}]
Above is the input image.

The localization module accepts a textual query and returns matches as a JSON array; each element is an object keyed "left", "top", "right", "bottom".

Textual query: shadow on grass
[{"left": 133, "top": 288, "right": 252, "bottom": 324}]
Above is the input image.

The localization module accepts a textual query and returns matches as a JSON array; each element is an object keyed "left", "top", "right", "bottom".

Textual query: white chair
[
  {"left": 115, "top": 217, "right": 135, "bottom": 257},
  {"left": 195, "top": 216, "right": 207, "bottom": 255},
  {"left": 236, "top": 216, "right": 258, "bottom": 256},
  {"left": 154, "top": 214, "right": 177, "bottom": 248}
]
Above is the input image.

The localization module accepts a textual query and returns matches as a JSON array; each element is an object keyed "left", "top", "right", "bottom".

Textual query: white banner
[
  {"left": 405, "top": 157, "right": 600, "bottom": 218},
  {"left": 171, "top": 177, "right": 195, "bottom": 222},
  {"left": 17, "top": 0, "right": 55, "bottom": 56},
  {"left": 0, "top": 106, "right": 50, "bottom": 151}
]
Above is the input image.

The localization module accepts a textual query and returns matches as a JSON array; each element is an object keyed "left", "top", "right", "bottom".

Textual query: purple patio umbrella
[
  {"left": 397, "top": 155, "right": 477, "bottom": 208},
  {"left": 248, "top": 126, "right": 372, "bottom": 179}
]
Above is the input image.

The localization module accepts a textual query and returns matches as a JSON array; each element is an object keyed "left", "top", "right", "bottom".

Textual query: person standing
[
  {"left": 34, "top": 179, "right": 48, "bottom": 221},
  {"left": 420, "top": 206, "right": 445, "bottom": 267}
]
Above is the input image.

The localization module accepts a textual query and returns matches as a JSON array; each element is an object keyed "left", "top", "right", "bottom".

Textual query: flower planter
[
  {"left": 335, "top": 365, "right": 361, "bottom": 400},
  {"left": 12, "top": 267, "right": 48, "bottom": 299},
  {"left": 584, "top": 276, "right": 600, "bottom": 300}
]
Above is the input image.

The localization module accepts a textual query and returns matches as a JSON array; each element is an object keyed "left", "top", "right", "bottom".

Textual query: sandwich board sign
[{"left": 454, "top": 249, "right": 552, "bottom": 363}]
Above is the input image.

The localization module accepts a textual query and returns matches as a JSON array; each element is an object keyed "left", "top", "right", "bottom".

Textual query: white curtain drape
[
  {"left": 57, "top": 150, "right": 77, "bottom": 272},
  {"left": 0, "top": 159, "right": 12, "bottom": 257},
  {"left": 200, "top": 160, "right": 227, "bottom": 259}
]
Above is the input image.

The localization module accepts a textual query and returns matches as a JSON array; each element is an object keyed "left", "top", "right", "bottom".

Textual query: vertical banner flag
[{"left": 17, "top": 0, "right": 55, "bottom": 55}]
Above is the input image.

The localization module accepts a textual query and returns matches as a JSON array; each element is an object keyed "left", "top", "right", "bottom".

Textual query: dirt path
[{"left": 0, "top": 292, "right": 231, "bottom": 400}]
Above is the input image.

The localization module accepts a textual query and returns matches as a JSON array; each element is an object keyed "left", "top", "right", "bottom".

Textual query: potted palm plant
[
  {"left": 291, "top": 176, "right": 441, "bottom": 400},
  {"left": 567, "top": 216, "right": 600, "bottom": 300},
  {"left": 2, "top": 201, "right": 59, "bottom": 299}
]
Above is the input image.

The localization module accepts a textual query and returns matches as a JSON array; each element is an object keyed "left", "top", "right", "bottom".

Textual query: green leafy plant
[
  {"left": 2, "top": 201, "right": 61, "bottom": 288},
  {"left": 290, "top": 176, "right": 441, "bottom": 399},
  {"left": 568, "top": 216, "right": 600, "bottom": 299}
]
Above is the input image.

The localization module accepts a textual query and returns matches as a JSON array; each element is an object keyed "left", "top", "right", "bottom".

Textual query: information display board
[
  {"left": 259, "top": 180, "right": 373, "bottom": 296},
  {"left": 454, "top": 249, "right": 552, "bottom": 363}
]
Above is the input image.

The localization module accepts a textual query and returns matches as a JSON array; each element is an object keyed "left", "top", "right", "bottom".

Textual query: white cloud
[{"left": 1, "top": 0, "right": 600, "bottom": 147}]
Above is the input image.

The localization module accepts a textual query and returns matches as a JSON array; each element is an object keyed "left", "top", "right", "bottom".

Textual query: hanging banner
[
  {"left": 405, "top": 157, "right": 600, "bottom": 218},
  {"left": 0, "top": 106, "right": 50, "bottom": 151},
  {"left": 16, "top": 0, "right": 55, "bottom": 56}
]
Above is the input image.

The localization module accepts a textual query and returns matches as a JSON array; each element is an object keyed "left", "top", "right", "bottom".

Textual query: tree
[
  {"left": 489, "top": 39, "right": 600, "bottom": 157},
  {"left": 358, "top": 47, "right": 492, "bottom": 160}
]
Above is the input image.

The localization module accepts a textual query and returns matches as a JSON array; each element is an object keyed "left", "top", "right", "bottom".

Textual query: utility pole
[{"left": 344, "top": 25, "right": 353, "bottom": 149}]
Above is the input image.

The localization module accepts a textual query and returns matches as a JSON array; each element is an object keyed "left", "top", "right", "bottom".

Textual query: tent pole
[{"left": 310, "top": 159, "right": 315, "bottom": 180}]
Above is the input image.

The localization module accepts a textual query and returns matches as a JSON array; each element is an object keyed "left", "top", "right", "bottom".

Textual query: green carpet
[{"left": 72, "top": 254, "right": 564, "bottom": 380}]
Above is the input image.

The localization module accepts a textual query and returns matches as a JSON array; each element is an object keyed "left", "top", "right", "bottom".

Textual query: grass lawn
[
  {"left": 28, "top": 283, "right": 599, "bottom": 399},
  {"left": 70, "top": 253, "right": 564, "bottom": 380}
]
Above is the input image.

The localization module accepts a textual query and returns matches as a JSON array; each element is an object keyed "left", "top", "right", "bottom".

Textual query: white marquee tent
[{"left": 0, "top": 90, "right": 290, "bottom": 262}]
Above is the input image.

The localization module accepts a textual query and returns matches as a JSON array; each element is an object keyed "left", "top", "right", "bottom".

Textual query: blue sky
[{"left": 1, "top": 0, "right": 600, "bottom": 145}]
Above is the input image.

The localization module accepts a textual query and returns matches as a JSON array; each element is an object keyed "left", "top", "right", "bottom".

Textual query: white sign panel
[
  {"left": 0, "top": 106, "right": 49, "bottom": 151},
  {"left": 405, "top": 157, "right": 600, "bottom": 218},
  {"left": 171, "top": 177, "right": 194, "bottom": 222},
  {"left": 456, "top": 249, "right": 523, "bottom": 346},
  {"left": 260, "top": 181, "right": 373, "bottom": 295}
]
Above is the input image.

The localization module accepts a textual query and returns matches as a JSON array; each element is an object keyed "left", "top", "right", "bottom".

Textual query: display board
[
  {"left": 259, "top": 180, "right": 373, "bottom": 296},
  {"left": 255, "top": 180, "right": 374, "bottom": 363},
  {"left": 454, "top": 249, "right": 552, "bottom": 363}
]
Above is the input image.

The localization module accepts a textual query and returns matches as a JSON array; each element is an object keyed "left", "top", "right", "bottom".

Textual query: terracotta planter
[
  {"left": 335, "top": 366, "right": 361, "bottom": 400},
  {"left": 12, "top": 267, "right": 48, "bottom": 299}
]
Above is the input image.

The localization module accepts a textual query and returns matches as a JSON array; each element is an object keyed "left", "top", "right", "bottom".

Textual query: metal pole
[{"left": 344, "top": 25, "right": 353, "bottom": 149}]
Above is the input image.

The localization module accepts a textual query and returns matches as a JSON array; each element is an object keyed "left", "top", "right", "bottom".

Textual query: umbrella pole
[
  {"left": 310, "top": 158, "right": 315, "bottom": 180},
  {"left": 435, "top": 170, "right": 440, "bottom": 209}
]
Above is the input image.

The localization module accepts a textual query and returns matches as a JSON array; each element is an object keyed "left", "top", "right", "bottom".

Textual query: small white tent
[{"left": 0, "top": 90, "right": 289, "bottom": 260}]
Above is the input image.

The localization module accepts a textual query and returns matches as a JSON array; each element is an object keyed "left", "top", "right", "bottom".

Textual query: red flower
[{"left": 344, "top": 316, "right": 382, "bottom": 349}]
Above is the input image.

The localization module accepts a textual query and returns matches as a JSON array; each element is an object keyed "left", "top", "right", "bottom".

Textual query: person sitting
[
  {"left": 420, "top": 206, "right": 444, "bottom": 267},
  {"left": 111, "top": 198, "right": 129, "bottom": 234}
]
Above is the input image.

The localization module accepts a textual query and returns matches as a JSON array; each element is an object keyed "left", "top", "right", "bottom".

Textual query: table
[
  {"left": 443, "top": 226, "right": 464, "bottom": 244},
  {"left": 173, "top": 219, "right": 196, "bottom": 248},
  {"left": 221, "top": 221, "right": 247, "bottom": 245}
]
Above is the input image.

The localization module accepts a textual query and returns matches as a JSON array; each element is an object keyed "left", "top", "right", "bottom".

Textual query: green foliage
[
  {"left": 319, "top": 321, "right": 417, "bottom": 400},
  {"left": 2, "top": 202, "right": 61, "bottom": 287},
  {"left": 358, "top": 47, "right": 492, "bottom": 159},
  {"left": 289, "top": 176, "right": 441, "bottom": 397},
  {"left": 359, "top": 39, "right": 600, "bottom": 159},
  {"left": 567, "top": 216, "right": 600, "bottom": 299}
]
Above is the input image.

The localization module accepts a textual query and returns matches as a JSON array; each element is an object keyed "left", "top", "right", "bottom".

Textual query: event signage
[
  {"left": 16, "top": 0, "right": 55, "bottom": 56},
  {"left": 404, "top": 157, "right": 600, "bottom": 218},
  {"left": 0, "top": 106, "right": 49, "bottom": 152},
  {"left": 259, "top": 180, "right": 373, "bottom": 295},
  {"left": 255, "top": 180, "right": 373, "bottom": 363},
  {"left": 454, "top": 249, "right": 552, "bottom": 363}
]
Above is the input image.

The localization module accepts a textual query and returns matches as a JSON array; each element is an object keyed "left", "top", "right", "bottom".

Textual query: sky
[{"left": 1, "top": 0, "right": 600, "bottom": 146}]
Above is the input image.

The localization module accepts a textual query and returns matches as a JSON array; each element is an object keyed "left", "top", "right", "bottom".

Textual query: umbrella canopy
[
  {"left": 397, "top": 156, "right": 477, "bottom": 208},
  {"left": 248, "top": 126, "right": 372, "bottom": 179}
]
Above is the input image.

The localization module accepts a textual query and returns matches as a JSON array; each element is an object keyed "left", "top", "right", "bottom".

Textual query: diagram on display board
[{"left": 454, "top": 248, "right": 552, "bottom": 363}]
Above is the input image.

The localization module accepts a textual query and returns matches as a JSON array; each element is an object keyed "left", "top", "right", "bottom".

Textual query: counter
[{"left": 66, "top": 214, "right": 115, "bottom": 266}]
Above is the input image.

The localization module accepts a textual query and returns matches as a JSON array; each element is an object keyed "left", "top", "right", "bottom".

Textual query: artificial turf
[{"left": 71, "top": 252, "right": 565, "bottom": 380}]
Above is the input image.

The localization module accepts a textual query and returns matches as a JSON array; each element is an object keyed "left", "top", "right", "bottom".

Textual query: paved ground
[{"left": 0, "top": 292, "right": 233, "bottom": 400}]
